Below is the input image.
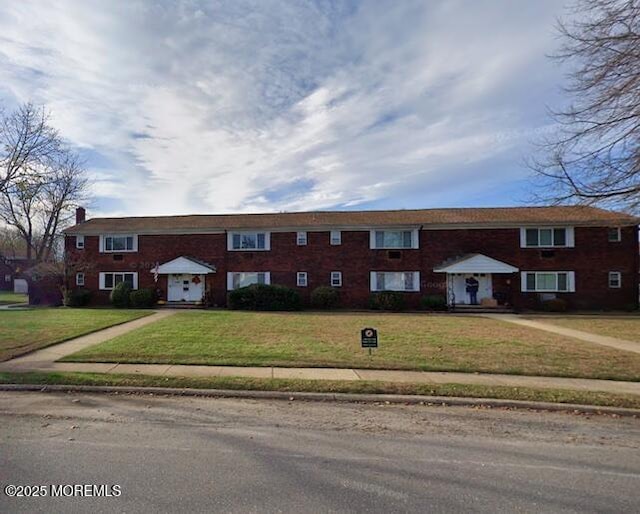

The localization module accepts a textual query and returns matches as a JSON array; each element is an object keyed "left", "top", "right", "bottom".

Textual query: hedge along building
[{"left": 63, "top": 205, "right": 639, "bottom": 310}]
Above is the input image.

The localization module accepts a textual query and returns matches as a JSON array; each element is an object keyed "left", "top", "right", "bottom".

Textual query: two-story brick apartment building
[{"left": 63, "top": 205, "right": 639, "bottom": 310}]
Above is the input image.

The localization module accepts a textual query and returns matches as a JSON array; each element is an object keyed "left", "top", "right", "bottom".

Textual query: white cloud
[{"left": 0, "top": 0, "right": 564, "bottom": 217}]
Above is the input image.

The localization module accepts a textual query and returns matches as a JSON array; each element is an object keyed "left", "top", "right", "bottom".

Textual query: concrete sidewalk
[
  {"left": 13, "top": 361, "right": 639, "bottom": 395},
  {"left": 1, "top": 308, "right": 639, "bottom": 396},
  {"left": 483, "top": 314, "right": 640, "bottom": 355}
]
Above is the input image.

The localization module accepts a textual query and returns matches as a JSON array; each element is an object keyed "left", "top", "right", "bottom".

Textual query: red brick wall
[
  {"left": 419, "top": 226, "right": 639, "bottom": 310},
  {"left": 65, "top": 225, "right": 639, "bottom": 310}
]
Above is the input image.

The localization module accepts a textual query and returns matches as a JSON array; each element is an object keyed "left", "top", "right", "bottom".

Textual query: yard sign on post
[{"left": 361, "top": 327, "right": 378, "bottom": 356}]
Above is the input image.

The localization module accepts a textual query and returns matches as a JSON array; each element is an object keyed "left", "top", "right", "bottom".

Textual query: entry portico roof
[
  {"left": 153, "top": 256, "right": 216, "bottom": 275},
  {"left": 433, "top": 254, "right": 519, "bottom": 274}
]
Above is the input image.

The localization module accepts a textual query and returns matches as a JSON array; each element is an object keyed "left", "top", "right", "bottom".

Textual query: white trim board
[
  {"left": 434, "top": 254, "right": 519, "bottom": 274},
  {"left": 155, "top": 256, "right": 216, "bottom": 275}
]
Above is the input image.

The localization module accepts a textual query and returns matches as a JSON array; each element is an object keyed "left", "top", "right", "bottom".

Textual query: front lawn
[
  {"left": 526, "top": 316, "right": 640, "bottom": 343},
  {"left": 0, "top": 309, "right": 151, "bottom": 361},
  {"left": 63, "top": 311, "right": 640, "bottom": 381},
  {"left": 0, "top": 291, "right": 28, "bottom": 305}
]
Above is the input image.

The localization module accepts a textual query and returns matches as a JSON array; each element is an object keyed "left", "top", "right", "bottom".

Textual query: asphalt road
[{"left": 1, "top": 391, "right": 639, "bottom": 513}]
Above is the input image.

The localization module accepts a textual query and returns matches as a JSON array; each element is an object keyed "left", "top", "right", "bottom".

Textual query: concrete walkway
[
  {"left": 0, "top": 308, "right": 639, "bottom": 395},
  {"left": 0, "top": 303, "right": 29, "bottom": 310},
  {"left": 483, "top": 314, "right": 640, "bottom": 355},
  {"left": 1, "top": 310, "right": 177, "bottom": 371}
]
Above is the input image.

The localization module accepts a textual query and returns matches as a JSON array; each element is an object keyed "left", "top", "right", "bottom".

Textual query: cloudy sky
[{"left": 0, "top": 0, "right": 568, "bottom": 217}]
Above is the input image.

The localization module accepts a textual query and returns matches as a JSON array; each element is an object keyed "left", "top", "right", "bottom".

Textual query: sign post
[{"left": 361, "top": 327, "right": 378, "bottom": 356}]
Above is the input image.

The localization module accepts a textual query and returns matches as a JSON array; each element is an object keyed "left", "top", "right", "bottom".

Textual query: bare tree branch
[
  {"left": 0, "top": 103, "right": 89, "bottom": 263},
  {"left": 0, "top": 103, "right": 60, "bottom": 194},
  {"left": 531, "top": 0, "right": 640, "bottom": 213}
]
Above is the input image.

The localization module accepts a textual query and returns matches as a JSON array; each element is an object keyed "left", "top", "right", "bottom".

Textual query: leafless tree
[
  {"left": 0, "top": 103, "right": 88, "bottom": 262},
  {"left": 531, "top": 0, "right": 640, "bottom": 213},
  {"left": 0, "top": 226, "right": 26, "bottom": 259},
  {"left": 0, "top": 103, "right": 61, "bottom": 194}
]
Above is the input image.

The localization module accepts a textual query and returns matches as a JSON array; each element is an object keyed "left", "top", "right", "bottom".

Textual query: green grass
[
  {"left": 0, "top": 308, "right": 152, "bottom": 361},
  {"left": 1, "top": 371, "right": 638, "bottom": 409},
  {"left": 0, "top": 291, "right": 28, "bottom": 305},
  {"left": 63, "top": 311, "right": 640, "bottom": 381},
  {"left": 527, "top": 316, "right": 640, "bottom": 343}
]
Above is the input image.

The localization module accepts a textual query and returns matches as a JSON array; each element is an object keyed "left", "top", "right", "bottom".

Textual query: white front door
[
  {"left": 450, "top": 273, "right": 492, "bottom": 305},
  {"left": 168, "top": 274, "right": 204, "bottom": 302}
]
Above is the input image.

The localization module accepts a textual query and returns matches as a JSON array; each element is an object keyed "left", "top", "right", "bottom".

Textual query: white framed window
[
  {"left": 330, "top": 230, "right": 341, "bottom": 245},
  {"left": 76, "top": 235, "right": 85, "bottom": 249},
  {"left": 370, "top": 271, "right": 420, "bottom": 292},
  {"left": 521, "top": 271, "right": 575, "bottom": 292},
  {"left": 76, "top": 272, "right": 85, "bottom": 286},
  {"left": 296, "top": 231, "right": 307, "bottom": 246},
  {"left": 227, "top": 232, "right": 270, "bottom": 251},
  {"left": 226, "top": 272, "right": 271, "bottom": 290},
  {"left": 608, "top": 227, "right": 621, "bottom": 242},
  {"left": 99, "top": 272, "right": 138, "bottom": 290},
  {"left": 330, "top": 271, "right": 342, "bottom": 287},
  {"left": 608, "top": 271, "right": 621, "bottom": 288},
  {"left": 520, "top": 227, "right": 574, "bottom": 248},
  {"left": 4, "top": 274, "right": 11, "bottom": 283},
  {"left": 297, "top": 272, "right": 308, "bottom": 287},
  {"left": 100, "top": 234, "right": 137, "bottom": 253},
  {"left": 370, "top": 229, "right": 418, "bottom": 249}
]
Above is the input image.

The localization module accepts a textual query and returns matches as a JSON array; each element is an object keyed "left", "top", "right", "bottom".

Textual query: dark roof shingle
[{"left": 64, "top": 205, "right": 639, "bottom": 235}]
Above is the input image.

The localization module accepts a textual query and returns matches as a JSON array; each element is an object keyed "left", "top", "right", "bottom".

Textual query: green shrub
[
  {"left": 62, "top": 287, "right": 92, "bottom": 307},
  {"left": 110, "top": 282, "right": 132, "bottom": 308},
  {"left": 228, "top": 284, "right": 301, "bottom": 311},
  {"left": 623, "top": 302, "right": 639, "bottom": 312},
  {"left": 310, "top": 286, "right": 340, "bottom": 309},
  {"left": 369, "top": 291, "right": 406, "bottom": 311},
  {"left": 541, "top": 298, "right": 568, "bottom": 312},
  {"left": 420, "top": 294, "right": 448, "bottom": 311},
  {"left": 129, "top": 288, "right": 157, "bottom": 308}
]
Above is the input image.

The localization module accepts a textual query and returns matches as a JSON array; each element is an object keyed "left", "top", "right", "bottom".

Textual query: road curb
[{"left": 0, "top": 383, "right": 638, "bottom": 416}]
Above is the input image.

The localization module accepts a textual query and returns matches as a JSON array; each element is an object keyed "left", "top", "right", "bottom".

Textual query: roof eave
[{"left": 63, "top": 219, "right": 640, "bottom": 236}]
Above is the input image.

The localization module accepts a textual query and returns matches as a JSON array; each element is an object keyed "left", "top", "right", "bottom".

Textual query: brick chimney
[{"left": 75, "top": 207, "right": 86, "bottom": 224}]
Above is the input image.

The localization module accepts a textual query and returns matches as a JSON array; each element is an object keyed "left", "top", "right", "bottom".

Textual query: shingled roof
[{"left": 64, "top": 205, "right": 639, "bottom": 235}]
